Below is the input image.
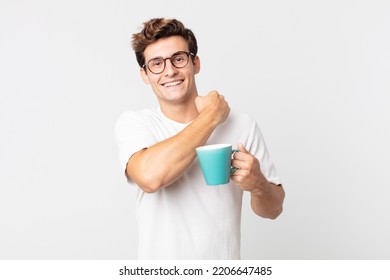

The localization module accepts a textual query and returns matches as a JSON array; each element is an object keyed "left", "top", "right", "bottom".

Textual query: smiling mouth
[{"left": 162, "top": 80, "right": 183, "bottom": 87}]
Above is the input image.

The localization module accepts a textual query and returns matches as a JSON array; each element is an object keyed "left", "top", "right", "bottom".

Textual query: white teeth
[{"left": 164, "top": 80, "right": 182, "bottom": 87}]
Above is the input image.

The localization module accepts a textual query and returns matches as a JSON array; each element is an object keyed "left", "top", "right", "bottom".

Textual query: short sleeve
[
  {"left": 245, "top": 118, "right": 282, "bottom": 186},
  {"left": 114, "top": 111, "right": 157, "bottom": 171}
]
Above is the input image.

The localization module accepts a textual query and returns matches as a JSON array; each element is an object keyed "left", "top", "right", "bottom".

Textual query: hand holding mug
[{"left": 230, "top": 144, "right": 266, "bottom": 192}]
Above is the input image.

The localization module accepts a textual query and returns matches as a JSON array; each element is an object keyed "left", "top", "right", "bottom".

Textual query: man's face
[{"left": 141, "top": 36, "right": 200, "bottom": 105}]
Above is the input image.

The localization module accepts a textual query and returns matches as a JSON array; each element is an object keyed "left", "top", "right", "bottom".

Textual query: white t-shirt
[{"left": 115, "top": 107, "right": 281, "bottom": 259}]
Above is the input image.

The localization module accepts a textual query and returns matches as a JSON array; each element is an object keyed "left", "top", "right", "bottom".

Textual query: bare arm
[
  {"left": 231, "top": 144, "right": 285, "bottom": 219},
  {"left": 126, "top": 92, "right": 229, "bottom": 193},
  {"left": 250, "top": 182, "right": 285, "bottom": 219}
]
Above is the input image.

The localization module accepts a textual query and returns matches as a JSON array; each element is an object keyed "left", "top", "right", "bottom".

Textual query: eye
[
  {"left": 173, "top": 55, "right": 185, "bottom": 63},
  {"left": 150, "top": 59, "right": 163, "bottom": 67}
]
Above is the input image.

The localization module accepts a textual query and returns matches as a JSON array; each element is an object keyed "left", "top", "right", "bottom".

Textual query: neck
[{"left": 159, "top": 95, "right": 199, "bottom": 123}]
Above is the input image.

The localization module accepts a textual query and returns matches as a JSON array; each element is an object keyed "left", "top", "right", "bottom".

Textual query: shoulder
[
  {"left": 116, "top": 108, "right": 157, "bottom": 121},
  {"left": 227, "top": 109, "right": 257, "bottom": 128},
  {"left": 116, "top": 108, "right": 160, "bottom": 126},
  {"left": 115, "top": 108, "right": 161, "bottom": 137}
]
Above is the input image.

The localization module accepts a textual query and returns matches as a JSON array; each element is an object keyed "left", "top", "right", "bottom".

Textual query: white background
[{"left": 1, "top": 0, "right": 389, "bottom": 259}]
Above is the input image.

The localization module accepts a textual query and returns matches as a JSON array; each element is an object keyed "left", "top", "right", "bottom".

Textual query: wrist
[
  {"left": 249, "top": 176, "right": 270, "bottom": 195},
  {"left": 196, "top": 110, "right": 220, "bottom": 129}
]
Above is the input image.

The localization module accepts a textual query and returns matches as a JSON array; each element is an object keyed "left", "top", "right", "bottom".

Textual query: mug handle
[{"left": 230, "top": 149, "right": 239, "bottom": 174}]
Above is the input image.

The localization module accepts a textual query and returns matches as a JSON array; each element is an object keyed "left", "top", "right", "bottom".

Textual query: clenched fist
[{"left": 195, "top": 91, "right": 230, "bottom": 127}]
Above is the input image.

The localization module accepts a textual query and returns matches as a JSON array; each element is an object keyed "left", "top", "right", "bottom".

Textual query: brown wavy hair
[{"left": 131, "top": 18, "right": 198, "bottom": 68}]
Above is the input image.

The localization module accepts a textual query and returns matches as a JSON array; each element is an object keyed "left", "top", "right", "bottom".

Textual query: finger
[
  {"left": 237, "top": 143, "right": 249, "bottom": 154},
  {"left": 230, "top": 169, "right": 242, "bottom": 176},
  {"left": 230, "top": 169, "right": 248, "bottom": 181},
  {"left": 232, "top": 151, "right": 252, "bottom": 162},
  {"left": 231, "top": 159, "right": 248, "bottom": 170}
]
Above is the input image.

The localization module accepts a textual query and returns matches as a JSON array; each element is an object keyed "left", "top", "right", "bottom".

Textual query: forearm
[
  {"left": 230, "top": 144, "right": 285, "bottom": 219},
  {"left": 126, "top": 111, "right": 219, "bottom": 192},
  {"left": 250, "top": 181, "right": 285, "bottom": 219}
]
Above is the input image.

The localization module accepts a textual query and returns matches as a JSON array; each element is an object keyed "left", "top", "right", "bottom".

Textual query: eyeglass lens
[{"left": 147, "top": 52, "right": 190, "bottom": 74}]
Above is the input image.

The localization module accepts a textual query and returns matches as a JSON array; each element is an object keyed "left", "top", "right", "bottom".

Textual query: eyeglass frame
[{"left": 142, "top": 51, "right": 195, "bottom": 74}]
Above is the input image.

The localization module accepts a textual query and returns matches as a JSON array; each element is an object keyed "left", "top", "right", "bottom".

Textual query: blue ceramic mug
[{"left": 196, "top": 144, "right": 238, "bottom": 186}]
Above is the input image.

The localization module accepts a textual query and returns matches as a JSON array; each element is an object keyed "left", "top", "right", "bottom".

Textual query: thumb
[{"left": 237, "top": 143, "right": 249, "bottom": 154}]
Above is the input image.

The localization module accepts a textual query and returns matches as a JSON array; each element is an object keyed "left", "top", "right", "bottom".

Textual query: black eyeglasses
[{"left": 143, "top": 51, "right": 194, "bottom": 74}]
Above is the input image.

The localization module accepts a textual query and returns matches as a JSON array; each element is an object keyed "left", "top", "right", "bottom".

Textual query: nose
[{"left": 163, "top": 59, "right": 177, "bottom": 76}]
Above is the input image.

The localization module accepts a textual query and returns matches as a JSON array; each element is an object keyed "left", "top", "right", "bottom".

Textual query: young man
[{"left": 115, "top": 18, "right": 285, "bottom": 259}]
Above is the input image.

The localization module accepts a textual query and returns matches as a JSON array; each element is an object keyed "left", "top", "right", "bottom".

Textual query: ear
[
  {"left": 140, "top": 68, "right": 150, "bottom": 85},
  {"left": 193, "top": 55, "right": 201, "bottom": 74}
]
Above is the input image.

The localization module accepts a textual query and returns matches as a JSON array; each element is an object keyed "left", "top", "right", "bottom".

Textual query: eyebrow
[{"left": 147, "top": 50, "right": 188, "bottom": 61}]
